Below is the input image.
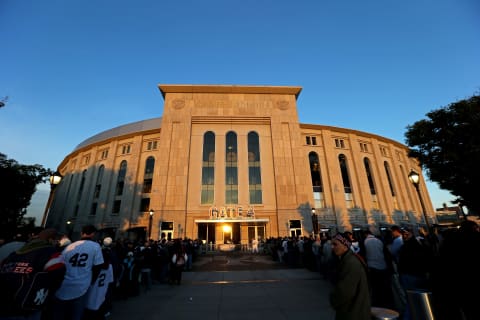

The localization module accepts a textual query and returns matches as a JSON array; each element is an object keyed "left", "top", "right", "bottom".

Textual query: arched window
[
  {"left": 364, "top": 158, "right": 379, "bottom": 209},
  {"left": 225, "top": 131, "right": 238, "bottom": 204},
  {"left": 74, "top": 170, "right": 87, "bottom": 217},
  {"left": 248, "top": 131, "right": 262, "bottom": 204},
  {"left": 142, "top": 157, "right": 155, "bottom": 193},
  {"left": 384, "top": 161, "right": 395, "bottom": 196},
  {"left": 309, "top": 152, "right": 324, "bottom": 208},
  {"left": 77, "top": 170, "right": 87, "bottom": 202},
  {"left": 201, "top": 132, "right": 215, "bottom": 204},
  {"left": 93, "top": 165, "right": 104, "bottom": 199},
  {"left": 115, "top": 160, "right": 127, "bottom": 196},
  {"left": 112, "top": 160, "right": 127, "bottom": 214},
  {"left": 384, "top": 161, "right": 398, "bottom": 209},
  {"left": 364, "top": 158, "right": 376, "bottom": 195},
  {"left": 90, "top": 165, "right": 104, "bottom": 216},
  {"left": 339, "top": 154, "right": 354, "bottom": 208}
]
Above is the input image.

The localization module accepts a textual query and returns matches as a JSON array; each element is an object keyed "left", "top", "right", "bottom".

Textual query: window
[
  {"left": 139, "top": 198, "right": 150, "bottom": 212},
  {"left": 309, "top": 152, "right": 325, "bottom": 208},
  {"left": 225, "top": 131, "right": 238, "bottom": 204},
  {"left": 201, "top": 132, "right": 215, "bottom": 204},
  {"left": 289, "top": 220, "right": 302, "bottom": 237},
  {"left": 364, "top": 158, "right": 379, "bottom": 209},
  {"left": 121, "top": 144, "right": 131, "bottom": 155},
  {"left": 147, "top": 141, "right": 158, "bottom": 151},
  {"left": 93, "top": 165, "right": 104, "bottom": 199},
  {"left": 100, "top": 149, "right": 109, "bottom": 160},
  {"left": 384, "top": 161, "right": 396, "bottom": 196},
  {"left": 248, "top": 132, "right": 262, "bottom": 204},
  {"left": 77, "top": 170, "right": 87, "bottom": 203},
  {"left": 306, "top": 136, "right": 318, "bottom": 146},
  {"left": 160, "top": 221, "right": 174, "bottom": 241},
  {"left": 360, "top": 143, "right": 368, "bottom": 152},
  {"left": 112, "top": 200, "right": 121, "bottom": 214},
  {"left": 339, "top": 154, "right": 354, "bottom": 208},
  {"left": 90, "top": 203, "right": 97, "bottom": 216},
  {"left": 142, "top": 157, "right": 155, "bottom": 193},
  {"left": 142, "top": 179, "right": 152, "bottom": 194},
  {"left": 335, "top": 138, "right": 345, "bottom": 149},
  {"left": 115, "top": 161, "right": 127, "bottom": 196}
]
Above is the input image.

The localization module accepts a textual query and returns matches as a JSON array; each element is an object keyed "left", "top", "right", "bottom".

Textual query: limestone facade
[{"left": 46, "top": 84, "right": 435, "bottom": 243}]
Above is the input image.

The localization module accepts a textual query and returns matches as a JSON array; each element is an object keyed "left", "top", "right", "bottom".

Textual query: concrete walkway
[{"left": 110, "top": 254, "right": 336, "bottom": 320}]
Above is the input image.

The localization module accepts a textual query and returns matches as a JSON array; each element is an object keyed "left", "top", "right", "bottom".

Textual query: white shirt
[
  {"left": 364, "top": 234, "right": 387, "bottom": 270},
  {"left": 86, "top": 264, "right": 114, "bottom": 310},
  {"left": 55, "top": 239, "right": 104, "bottom": 300}
]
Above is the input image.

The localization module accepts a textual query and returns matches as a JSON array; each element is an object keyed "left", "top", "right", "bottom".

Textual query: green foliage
[
  {"left": 405, "top": 94, "right": 480, "bottom": 214},
  {"left": 0, "top": 153, "right": 51, "bottom": 240}
]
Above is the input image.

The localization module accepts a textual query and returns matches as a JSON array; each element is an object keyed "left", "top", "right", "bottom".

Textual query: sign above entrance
[{"left": 208, "top": 206, "right": 255, "bottom": 220}]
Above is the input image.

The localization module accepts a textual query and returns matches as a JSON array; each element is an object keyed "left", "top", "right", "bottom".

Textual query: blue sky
[{"left": 1, "top": 0, "right": 479, "bottom": 223}]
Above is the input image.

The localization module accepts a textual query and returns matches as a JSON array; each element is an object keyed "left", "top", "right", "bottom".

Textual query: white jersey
[
  {"left": 55, "top": 239, "right": 104, "bottom": 300},
  {"left": 85, "top": 264, "right": 113, "bottom": 311}
]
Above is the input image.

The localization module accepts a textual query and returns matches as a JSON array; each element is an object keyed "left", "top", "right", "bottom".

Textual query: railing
[{"left": 200, "top": 243, "right": 259, "bottom": 254}]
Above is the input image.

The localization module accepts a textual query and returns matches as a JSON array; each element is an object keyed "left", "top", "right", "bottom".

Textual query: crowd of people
[
  {"left": 263, "top": 219, "right": 480, "bottom": 320},
  {"left": 0, "top": 224, "right": 198, "bottom": 320},
  {"left": 1, "top": 220, "right": 479, "bottom": 320}
]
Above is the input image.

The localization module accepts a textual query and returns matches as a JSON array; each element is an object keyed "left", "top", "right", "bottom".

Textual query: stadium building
[{"left": 45, "top": 84, "right": 436, "bottom": 244}]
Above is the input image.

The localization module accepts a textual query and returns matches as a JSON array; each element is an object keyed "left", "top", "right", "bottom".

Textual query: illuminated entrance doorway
[
  {"left": 222, "top": 223, "right": 240, "bottom": 244},
  {"left": 248, "top": 226, "right": 265, "bottom": 242},
  {"left": 223, "top": 225, "right": 232, "bottom": 244},
  {"left": 197, "top": 223, "right": 216, "bottom": 245}
]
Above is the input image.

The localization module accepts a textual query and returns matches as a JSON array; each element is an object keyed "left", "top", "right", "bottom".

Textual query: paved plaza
[{"left": 110, "top": 253, "right": 336, "bottom": 320}]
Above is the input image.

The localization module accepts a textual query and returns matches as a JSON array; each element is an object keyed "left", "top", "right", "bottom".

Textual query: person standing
[
  {"left": 83, "top": 248, "right": 114, "bottom": 320},
  {"left": 389, "top": 226, "right": 403, "bottom": 264},
  {"left": 0, "top": 228, "right": 65, "bottom": 320},
  {"left": 169, "top": 240, "right": 187, "bottom": 285},
  {"left": 53, "top": 225, "right": 104, "bottom": 320},
  {"left": 251, "top": 238, "right": 259, "bottom": 253},
  {"left": 397, "top": 227, "right": 432, "bottom": 320},
  {"left": 330, "top": 232, "right": 371, "bottom": 320},
  {"left": 311, "top": 235, "right": 322, "bottom": 273},
  {"left": 363, "top": 229, "right": 394, "bottom": 309}
]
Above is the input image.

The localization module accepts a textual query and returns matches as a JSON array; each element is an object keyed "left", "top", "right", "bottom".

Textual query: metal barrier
[
  {"left": 371, "top": 307, "right": 399, "bottom": 320},
  {"left": 406, "top": 289, "right": 434, "bottom": 320}
]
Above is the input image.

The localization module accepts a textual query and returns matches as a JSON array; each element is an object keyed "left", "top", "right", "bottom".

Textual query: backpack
[
  {"left": 175, "top": 254, "right": 185, "bottom": 267},
  {"left": 0, "top": 246, "right": 60, "bottom": 313}
]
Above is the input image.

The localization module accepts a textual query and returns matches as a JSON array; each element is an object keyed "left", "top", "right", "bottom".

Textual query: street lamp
[
  {"left": 408, "top": 170, "right": 431, "bottom": 231},
  {"left": 41, "top": 171, "right": 63, "bottom": 227},
  {"left": 148, "top": 209, "right": 154, "bottom": 240},
  {"left": 311, "top": 208, "right": 318, "bottom": 236}
]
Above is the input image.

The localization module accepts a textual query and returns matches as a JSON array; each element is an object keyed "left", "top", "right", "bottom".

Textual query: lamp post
[
  {"left": 311, "top": 208, "right": 318, "bottom": 236},
  {"left": 408, "top": 170, "right": 431, "bottom": 231},
  {"left": 148, "top": 209, "right": 154, "bottom": 240},
  {"left": 41, "top": 171, "right": 63, "bottom": 227}
]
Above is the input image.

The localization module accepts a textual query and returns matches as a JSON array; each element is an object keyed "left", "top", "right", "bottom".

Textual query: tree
[
  {"left": 0, "top": 153, "right": 51, "bottom": 240},
  {"left": 0, "top": 96, "right": 8, "bottom": 108},
  {"left": 405, "top": 94, "right": 480, "bottom": 215}
]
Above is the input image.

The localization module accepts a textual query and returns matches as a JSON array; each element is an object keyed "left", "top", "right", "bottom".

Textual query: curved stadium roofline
[{"left": 74, "top": 117, "right": 162, "bottom": 151}]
